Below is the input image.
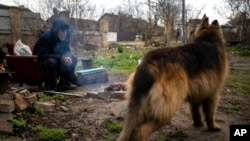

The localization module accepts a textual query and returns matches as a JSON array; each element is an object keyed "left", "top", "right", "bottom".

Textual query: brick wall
[{"left": 0, "top": 6, "right": 42, "bottom": 47}]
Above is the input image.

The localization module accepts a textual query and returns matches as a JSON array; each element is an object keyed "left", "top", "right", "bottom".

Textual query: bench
[{"left": 5, "top": 55, "right": 44, "bottom": 87}]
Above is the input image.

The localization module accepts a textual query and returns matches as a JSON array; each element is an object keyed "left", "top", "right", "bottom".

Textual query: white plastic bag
[{"left": 14, "top": 39, "right": 32, "bottom": 56}]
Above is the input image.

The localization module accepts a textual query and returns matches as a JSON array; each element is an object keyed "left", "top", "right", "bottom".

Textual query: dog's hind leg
[
  {"left": 190, "top": 102, "right": 203, "bottom": 127},
  {"left": 132, "top": 121, "right": 163, "bottom": 141},
  {"left": 202, "top": 93, "right": 220, "bottom": 131}
]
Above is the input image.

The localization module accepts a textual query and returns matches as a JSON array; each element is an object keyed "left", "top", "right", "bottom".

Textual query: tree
[
  {"left": 216, "top": 0, "right": 250, "bottom": 44},
  {"left": 143, "top": 0, "right": 182, "bottom": 46}
]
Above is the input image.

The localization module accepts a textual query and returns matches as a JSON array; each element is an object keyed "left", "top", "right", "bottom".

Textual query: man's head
[{"left": 52, "top": 17, "right": 70, "bottom": 41}]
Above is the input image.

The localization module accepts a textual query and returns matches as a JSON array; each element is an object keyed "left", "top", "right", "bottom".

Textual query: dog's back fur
[{"left": 117, "top": 16, "right": 229, "bottom": 141}]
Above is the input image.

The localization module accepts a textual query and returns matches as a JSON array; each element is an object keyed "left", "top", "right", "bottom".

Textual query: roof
[{"left": 0, "top": 0, "right": 18, "bottom": 7}]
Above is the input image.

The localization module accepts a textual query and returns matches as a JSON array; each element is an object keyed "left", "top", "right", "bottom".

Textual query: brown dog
[{"left": 117, "top": 16, "right": 229, "bottom": 141}]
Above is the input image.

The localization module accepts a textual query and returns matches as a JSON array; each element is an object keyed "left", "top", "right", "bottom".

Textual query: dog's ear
[
  {"left": 211, "top": 20, "right": 219, "bottom": 27},
  {"left": 200, "top": 17, "right": 209, "bottom": 28},
  {"left": 202, "top": 14, "right": 207, "bottom": 20}
]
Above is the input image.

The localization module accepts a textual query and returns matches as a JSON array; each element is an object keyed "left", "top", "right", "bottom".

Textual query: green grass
[
  {"left": 156, "top": 129, "right": 189, "bottom": 141},
  {"left": 80, "top": 127, "right": 91, "bottom": 134},
  {"left": 229, "top": 100, "right": 242, "bottom": 111},
  {"left": 32, "top": 125, "right": 68, "bottom": 141},
  {"left": 11, "top": 118, "right": 26, "bottom": 127},
  {"left": 227, "top": 45, "right": 250, "bottom": 56},
  {"left": 226, "top": 67, "right": 250, "bottom": 95},
  {"left": 52, "top": 94, "right": 69, "bottom": 101},
  {"left": 167, "top": 129, "right": 189, "bottom": 140},
  {"left": 0, "top": 134, "right": 20, "bottom": 139},
  {"left": 106, "top": 121, "right": 123, "bottom": 133},
  {"left": 93, "top": 47, "right": 154, "bottom": 73},
  {"left": 38, "top": 93, "right": 52, "bottom": 101},
  {"left": 38, "top": 93, "right": 69, "bottom": 101}
]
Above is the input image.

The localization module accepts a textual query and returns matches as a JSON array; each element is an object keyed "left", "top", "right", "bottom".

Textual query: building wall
[
  {"left": 0, "top": 6, "right": 42, "bottom": 47},
  {"left": 83, "top": 34, "right": 103, "bottom": 49}
]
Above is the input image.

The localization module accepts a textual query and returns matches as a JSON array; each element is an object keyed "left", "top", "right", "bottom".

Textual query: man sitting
[{"left": 33, "top": 17, "right": 79, "bottom": 91}]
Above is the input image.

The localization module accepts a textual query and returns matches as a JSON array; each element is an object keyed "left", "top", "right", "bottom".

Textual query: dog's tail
[
  {"left": 117, "top": 68, "right": 155, "bottom": 141},
  {"left": 117, "top": 64, "right": 189, "bottom": 141}
]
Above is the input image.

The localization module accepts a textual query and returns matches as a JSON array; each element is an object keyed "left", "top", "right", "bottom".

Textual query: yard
[{"left": 1, "top": 44, "right": 250, "bottom": 141}]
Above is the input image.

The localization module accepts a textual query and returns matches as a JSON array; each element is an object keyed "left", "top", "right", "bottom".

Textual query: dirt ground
[{"left": 20, "top": 52, "right": 250, "bottom": 141}]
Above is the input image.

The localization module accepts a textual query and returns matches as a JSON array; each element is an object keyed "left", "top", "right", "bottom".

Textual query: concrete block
[
  {"left": 36, "top": 101, "right": 55, "bottom": 112},
  {"left": 111, "top": 91, "right": 126, "bottom": 99},
  {"left": 85, "top": 91, "right": 98, "bottom": 98},
  {"left": 97, "top": 91, "right": 111, "bottom": 99},
  {"left": 0, "top": 99, "right": 15, "bottom": 113},
  {"left": 0, "top": 113, "right": 13, "bottom": 133}
]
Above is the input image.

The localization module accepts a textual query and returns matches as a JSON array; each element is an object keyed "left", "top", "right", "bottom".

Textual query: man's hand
[{"left": 63, "top": 56, "right": 72, "bottom": 66}]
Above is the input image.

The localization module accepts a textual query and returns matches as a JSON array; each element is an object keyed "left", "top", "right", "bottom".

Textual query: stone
[
  {"left": 0, "top": 113, "right": 13, "bottom": 133},
  {"left": 23, "top": 93, "right": 37, "bottom": 104},
  {"left": 14, "top": 93, "right": 27, "bottom": 112},
  {"left": 111, "top": 91, "right": 126, "bottom": 99},
  {"left": 97, "top": 91, "right": 111, "bottom": 99},
  {"left": 0, "top": 99, "right": 15, "bottom": 113},
  {"left": 0, "top": 94, "right": 14, "bottom": 100},
  {"left": 60, "top": 106, "right": 69, "bottom": 112},
  {"left": 85, "top": 91, "right": 98, "bottom": 98},
  {"left": 36, "top": 101, "right": 55, "bottom": 112}
]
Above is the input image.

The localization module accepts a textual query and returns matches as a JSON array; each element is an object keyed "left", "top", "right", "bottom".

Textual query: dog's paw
[{"left": 208, "top": 126, "right": 221, "bottom": 132}]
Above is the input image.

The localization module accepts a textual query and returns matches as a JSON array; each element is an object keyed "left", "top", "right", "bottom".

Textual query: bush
[
  {"left": 227, "top": 45, "right": 250, "bottom": 56},
  {"left": 117, "top": 45, "right": 125, "bottom": 53}
]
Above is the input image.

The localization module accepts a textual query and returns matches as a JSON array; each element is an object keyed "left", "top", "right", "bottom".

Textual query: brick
[
  {"left": 23, "top": 93, "right": 37, "bottom": 104},
  {"left": 0, "top": 113, "right": 13, "bottom": 121},
  {"left": 111, "top": 91, "right": 126, "bottom": 99},
  {"left": 36, "top": 101, "right": 55, "bottom": 112},
  {"left": 0, "top": 113, "right": 13, "bottom": 133},
  {"left": 85, "top": 91, "right": 98, "bottom": 98},
  {"left": 0, "top": 94, "right": 14, "bottom": 100},
  {"left": 98, "top": 91, "right": 111, "bottom": 99},
  {"left": 14, "top": 94, "right": 27, "bottom": 112},
  {"left": 0, "top": 99, "right": 15, "bottom": 113}
]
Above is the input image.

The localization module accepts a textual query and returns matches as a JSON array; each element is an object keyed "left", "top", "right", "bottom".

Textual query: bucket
[{"left": 81, "top": 58, "right": 92, "bottom": 69}]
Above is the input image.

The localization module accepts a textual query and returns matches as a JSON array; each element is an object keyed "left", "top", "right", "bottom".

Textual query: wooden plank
[{"left": 44, "top": 91, "right": 84, "bottom": 97}]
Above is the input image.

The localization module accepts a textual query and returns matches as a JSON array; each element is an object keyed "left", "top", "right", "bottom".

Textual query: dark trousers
[{"left": 43, "top": 55, "right": 77, "bottom": 90}]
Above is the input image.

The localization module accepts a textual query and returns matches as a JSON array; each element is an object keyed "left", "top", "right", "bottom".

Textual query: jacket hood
[{"left": 52, "top": 17, "right": 70, "bottom": 32}]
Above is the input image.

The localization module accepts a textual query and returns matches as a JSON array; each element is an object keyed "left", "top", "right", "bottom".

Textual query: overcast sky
[{"left": 0, "top": 0, "right": 228, "bottom": 24}]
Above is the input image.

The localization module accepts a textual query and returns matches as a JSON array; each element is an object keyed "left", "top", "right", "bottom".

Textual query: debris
[
  {"left": 104, "top": 83, "right": 126, "bottom": 91},
  {"left": 85, "top": 91, "right": 126, "bottom": 100},
  {"left": 44, "top": 91, "right": 83, "bottom": 97},
  {"left": 60, "top": 106, "right": 69, "bottom": 112}
]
